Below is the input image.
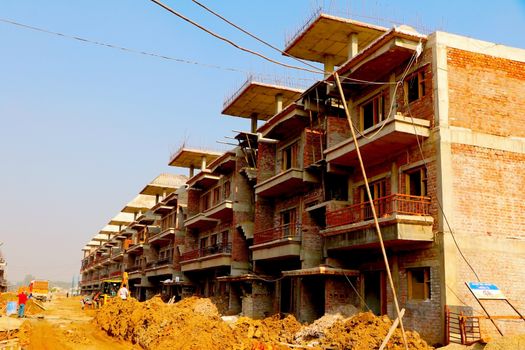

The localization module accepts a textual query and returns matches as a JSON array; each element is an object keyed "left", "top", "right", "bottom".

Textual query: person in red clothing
[{"left": 17, "top": 289, "right": 28, "bottom": 318}]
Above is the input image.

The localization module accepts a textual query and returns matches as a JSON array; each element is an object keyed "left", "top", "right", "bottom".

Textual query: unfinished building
[{"left": 80, "top": 11, "right": 525, "bottom": 345}]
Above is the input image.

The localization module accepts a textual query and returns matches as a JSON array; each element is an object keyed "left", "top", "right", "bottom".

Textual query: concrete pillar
[
  {"left": 189, "top": 165, "right": 195, "bottom": 178},
  {"left": 391, "top": 162, "right": 398, "bottom": 195},
  {"left": 348, "top": 33, "right": 359, "bottom": 59},
  {"left": 323, "top": 55, "right": 335, "bottom": 78},
  {"left": 201, "top": 156, "right": 207, "bottom": 171},
  {"left": 275, "top": 94, "right": 283, "bottom": 114},
  {"left": 250, "top": 113, "right": 258, "bottom": 133},
  {"left": 389, "top": 73, "right": 397, "bottom": 117}
]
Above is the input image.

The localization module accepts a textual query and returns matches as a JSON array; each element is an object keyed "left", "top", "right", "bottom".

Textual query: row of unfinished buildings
[{"left": 80, "top": 11, "right": 525, "bottom": 345}]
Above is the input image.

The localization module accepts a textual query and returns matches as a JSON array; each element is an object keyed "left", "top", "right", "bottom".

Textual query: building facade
[{"left": 80, "top": 12, "right": 525, "bottom": 345}]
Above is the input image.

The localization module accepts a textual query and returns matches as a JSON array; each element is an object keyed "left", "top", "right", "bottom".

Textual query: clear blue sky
[{"left": 0, "top": 0, "right": 523, "bottom": 283}]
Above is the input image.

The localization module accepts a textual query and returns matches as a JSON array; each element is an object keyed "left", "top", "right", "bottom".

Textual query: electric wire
[
  {"left": 149, "top": 0, "right": 323, "bottom": 75},
  {"left": 0, "top": 17, "right": 249, "bottom": 74},
  {"left": 190, "top": 0, "right": 325, "bottom": 74}
]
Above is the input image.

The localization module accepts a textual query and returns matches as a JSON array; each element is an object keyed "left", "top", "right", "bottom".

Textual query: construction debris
[{"left": 95, "top": 296, "right": 433, "bottom": 350}]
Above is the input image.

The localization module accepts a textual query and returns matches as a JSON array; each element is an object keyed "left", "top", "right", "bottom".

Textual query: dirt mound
[
  {"left": 96, "top": 296, "right": 237, "bottom": 349},
  {"left": 317, "top": 312, "right": 433, "bottom": 350},
  {"left": 95, "top": 297, "right": 433, "bottom": 350},
  {"left": 233, "top": 314, "right": 302, "bottom": 348}
]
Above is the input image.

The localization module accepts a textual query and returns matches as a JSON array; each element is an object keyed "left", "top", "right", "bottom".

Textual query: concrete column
[
  {"left": 189, "top": 165, "right": 195, "bottom": 178},
  {"left": 389, "top": 73, "right": 397, "bottom": 117},
  {"left": 348, "top": 33, "right": 359, "bottom": 59},
  {"left": 391, "top": 162, "right": 398, "bottom": 195},
  {"left": 275, "top": 94, "right": 283, "bottom": 114},
  {"left": 250, "top": 113, "right": 258, "bottom": 133},
  {"left": 201, "top": 156, "right": 207, "bottom": 171},
  {"left": 323, "top": 55, "right": 335, "bottom": 78}
]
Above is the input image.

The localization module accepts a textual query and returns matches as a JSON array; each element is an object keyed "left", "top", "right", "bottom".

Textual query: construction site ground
[{"left": 0, "top": 294, "right": 523, "bottom": 349}]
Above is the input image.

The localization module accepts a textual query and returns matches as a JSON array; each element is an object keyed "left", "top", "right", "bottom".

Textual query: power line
[
  {"left": 0, "top": 17, "right": 248, "bottom": 74},
  {"left": 148, "top": 0, "right": 323, "bottom": 75},
  {"left": 190, "top": 0, "right": 324, "bottom": 73}
]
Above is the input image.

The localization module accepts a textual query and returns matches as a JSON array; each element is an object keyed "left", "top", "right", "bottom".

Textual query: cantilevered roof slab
[
  {"left": 140, "top": 173, "right": 188, "bottom": 196},
  {"left": 169, "top": 147, "right": 222, "bottom": 168},
  {"left": 108, "top": 212, "right": 135, "bottom": 226},
  {"left": 284, "top": 14, "right": 387, "bottom": 66},
  {"left": 121, "top": 194, "right": 156, "bottom": 214},
  {"left": 99, "top": 225, "right": 121, "bottom": 235},
  {"left": 222, "top": 81, "right": 303, "bottom": 120}
]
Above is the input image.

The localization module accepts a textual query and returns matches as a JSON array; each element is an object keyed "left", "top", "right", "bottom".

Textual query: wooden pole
[
  {"left": 379, "top": 308, "right": 405, "bottom": 350},
  {"left": 334, "top": 72, "right": 408, "bottom": 350}
]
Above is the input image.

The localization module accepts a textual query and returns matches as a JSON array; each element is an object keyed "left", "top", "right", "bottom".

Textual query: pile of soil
[
  {"left": 233, "top": 314, "right": 302, "bottom": 348},
  {"left": 96, "top": 296, "right": 238, "bottom": 349},
  {"left": 95, "top": 297, "right": 433, "bottom": 350},
  {"left": 317, "top": 312, "right": 432, "bottom": 350}
]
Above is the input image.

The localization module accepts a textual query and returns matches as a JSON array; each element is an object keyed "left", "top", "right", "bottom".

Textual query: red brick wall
[
  {"left": 326, "top": 116, "right": 350, "bottom": 149},
  {"left": 451, "top": 144, "right": 525, "bottom": 238},
  {"left": 186, "top": 188, "right": 201, "bottom": 217},
  {"left": 257, "top": 142, "right": 276, "bottom": 183},
  {"left": 449, "top": 143, "right": 525, "bottom": 337},
  {"left": 303, "top": 129, "right": 323, "bottom": 168},
  {"left": 447, "top": 48, "right": 525, "bottom": 137}
]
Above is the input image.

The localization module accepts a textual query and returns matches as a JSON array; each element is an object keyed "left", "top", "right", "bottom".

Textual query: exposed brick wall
[
  {"left": 448, "top": 143, "right": 525, "bottom": 337},
  {"left": 451, "top": 144, "right": 525, "bottom": 238},
  {"left": 325, "top": 277, "right": 360, "bottom": 314},
  {"left": 303, "top": 129, "right": 323, "bottom": 167},
  {"left": 396, "top": 248, "right": 442, "bottom": 345},
  {"left": 186, "top": 188, "right": 201, "bottom": 217},
  {"left": 396, "top": 63, "right": 435, "bottom": 125},
  {"left": 257, "top": 142, "right": 276, "bottom": 183},
  {"left": 326, "top": 116, "right": 350, "bottom": 149},
  {"left": 447, "top": 48, "right": 525, "bottom": 137}
]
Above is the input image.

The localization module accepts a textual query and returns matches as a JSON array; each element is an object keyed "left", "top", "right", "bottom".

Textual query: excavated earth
[{"left": 95, "top": 296, "right": 434, "bottom": 350}]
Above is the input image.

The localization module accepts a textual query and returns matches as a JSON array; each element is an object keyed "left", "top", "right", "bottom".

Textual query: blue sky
[{"left": 0, "top": 0, "right": 523, "bottom": 283}]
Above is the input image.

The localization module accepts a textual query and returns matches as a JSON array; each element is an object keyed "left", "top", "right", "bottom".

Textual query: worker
[
  {"left": 17, "top": 289, "right": 28, "bottom": 318},
  {"left": 118, "top": 284, "right": 129, "bottom": 300}
]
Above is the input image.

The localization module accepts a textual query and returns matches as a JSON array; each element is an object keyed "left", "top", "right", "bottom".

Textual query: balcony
[
  {"left": 125, "top": 264, "right": 144, "bottom": 276},
  {"left": 180, "top": 243, "right": 232, "bottom": 272},
  {"left": 255, "top": 168, "right": 318, "bottom": 197},
  {"left": 149, "top": 227, "right": 176, "bottom": 245},
  {"left": 250, "top": 223, "right": 302, "bottom": 261},
  {"left": 184, "top": 213, "right": 219, "bottom": 230},
  {"left": 145, "top": 257, "right": 175, "bottom": 276},
  {"left": 324, "top": 115, "right": 430, "bottom": 169},
  {"left": 204, "top": 199, "right": 233, "bottom": 221},
  {"left": 323, "top": 194, "right": 434, "bottom": 250}
]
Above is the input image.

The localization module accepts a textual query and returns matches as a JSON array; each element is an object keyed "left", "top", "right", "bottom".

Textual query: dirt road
[{"left": 25, "top": 296, "right": 138, "bottom": 350}]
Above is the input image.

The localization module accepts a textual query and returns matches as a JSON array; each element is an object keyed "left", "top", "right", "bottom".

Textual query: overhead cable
[
  {"left": 148, "top": 0, "right": 323, "bottom": 75},
  {"left": 190, "top": 0, "right": 324, "bottom": 73},
  {"left": 0, "top": 17, "right": 249, "bottom": 74}
]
